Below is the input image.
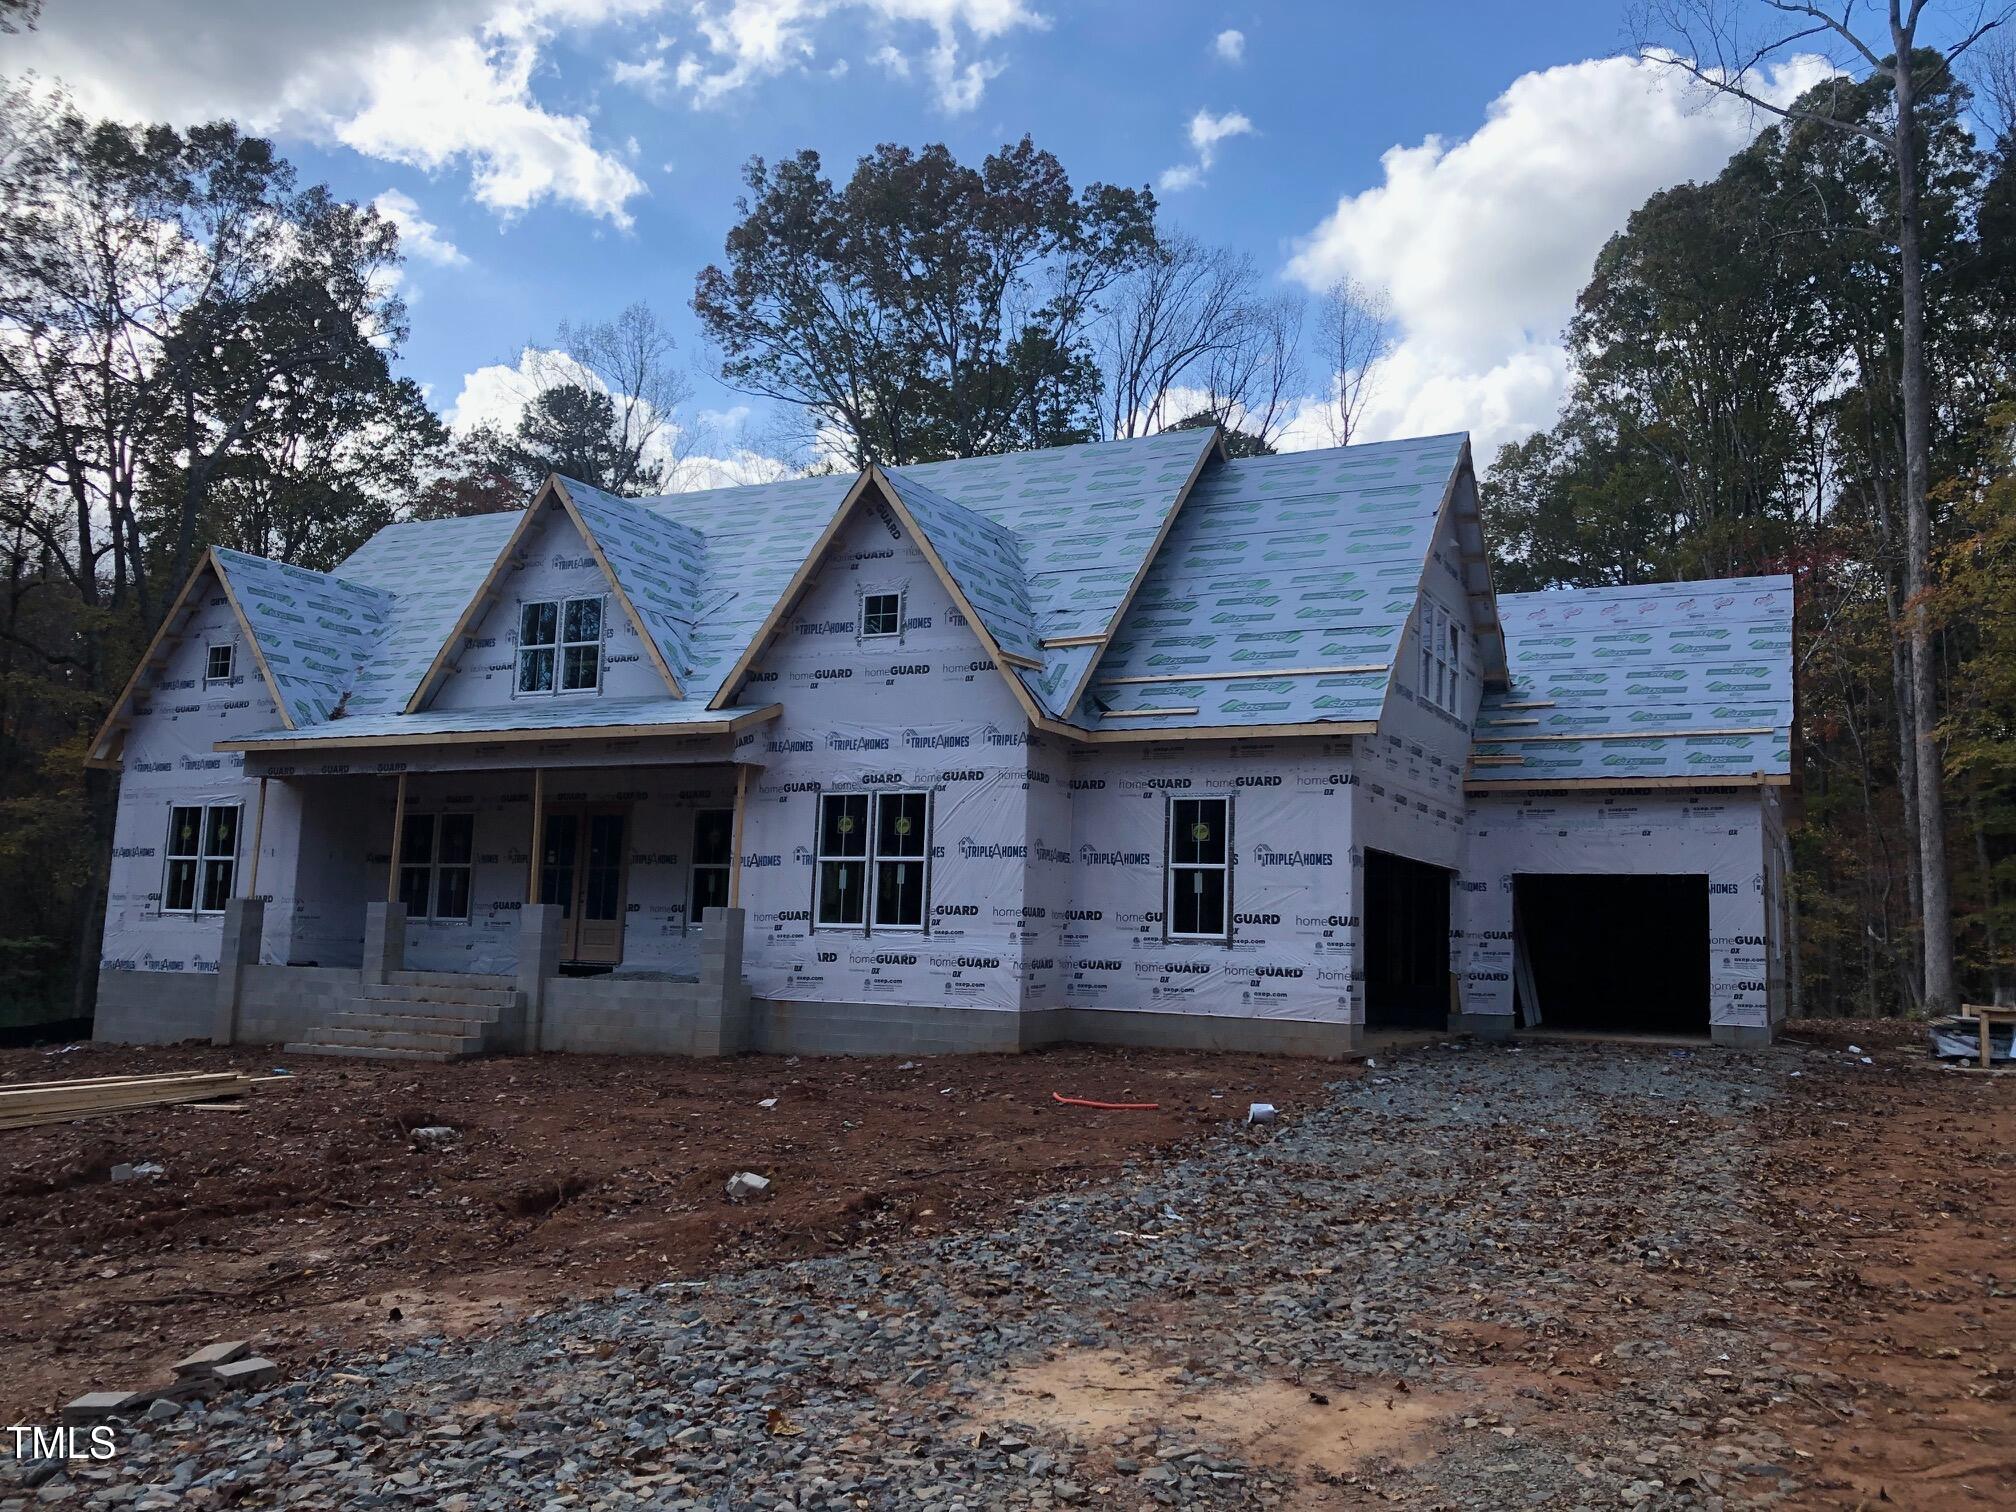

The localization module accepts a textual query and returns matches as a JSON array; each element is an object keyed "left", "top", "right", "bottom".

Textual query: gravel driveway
[{"left": 0, "top": 1040, "right": 1895, "bottom": 1509}]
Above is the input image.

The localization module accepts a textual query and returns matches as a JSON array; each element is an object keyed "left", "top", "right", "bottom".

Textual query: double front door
[{"left": 539, "top": 805, "right": 628, "bottom": 964}]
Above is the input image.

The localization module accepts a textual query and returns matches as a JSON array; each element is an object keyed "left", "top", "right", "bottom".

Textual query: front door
[{"left": 539, "top": 805, "right": 628, "bottom": 965}]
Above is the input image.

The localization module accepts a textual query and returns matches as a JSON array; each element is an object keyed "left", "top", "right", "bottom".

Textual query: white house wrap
[{"left": 86, "top": 428, "right": 1796, "bottom": 1059}]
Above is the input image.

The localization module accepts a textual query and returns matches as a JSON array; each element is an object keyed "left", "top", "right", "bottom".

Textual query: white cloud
[
  {"left": 1283, "top": 51, "right": 1833, "bottom": 459},
  {"left": 1159, "top": 106, "right": 1254, "bottom": 192},
  {"left": 612, "top": 54, "right": 672, "bottom": 98},
  {"left": 9, "top": 0, "right": 654, "bottom": 226},
  {"left": 668, "top": 0, "right": 1043, "bottom": 113},
  {"left": 445, "top": 350, "right": 794, "bottom": 492},
  {"left": 373, "top": 189, "right": 471, "bottom": 268},
  {"left": 1213, "top": 28, "right": 1244, "bottom": 64}
]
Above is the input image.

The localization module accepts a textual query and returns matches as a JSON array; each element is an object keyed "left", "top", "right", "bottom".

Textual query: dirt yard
[
  {"left": 1, "top": 1022, "right": 2011, "bottom": 1510},
  {"left": 0, "top": 1041, "right": 1339, "bottom": 1423}
]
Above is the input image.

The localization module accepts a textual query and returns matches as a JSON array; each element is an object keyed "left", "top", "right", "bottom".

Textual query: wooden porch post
[
  {"left": 528, "top": 768, "right": 546, "bottom": 905},
  {"left": 243, "top": 777, "right": 268, "bottom": 897},
  {"left": 728, "top": 763, "right": 749, "bottom": 907},
  {"left": 386, "top": 770, "right": 408, "bottom": 902}
]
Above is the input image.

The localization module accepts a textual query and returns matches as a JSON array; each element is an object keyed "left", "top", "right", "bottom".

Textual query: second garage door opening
[{"left": 1514, "top": 873, "right": 1710, "bottom": 1036}]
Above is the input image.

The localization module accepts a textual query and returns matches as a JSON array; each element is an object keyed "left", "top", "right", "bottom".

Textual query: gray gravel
[{"left": 2, "top": 1040, "right": 1824, "bottom": 1510}]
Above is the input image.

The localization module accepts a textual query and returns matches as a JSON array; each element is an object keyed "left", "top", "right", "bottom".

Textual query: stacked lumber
[{"left": 0, "top": 1070, "right": 256, "bottom": 1131}]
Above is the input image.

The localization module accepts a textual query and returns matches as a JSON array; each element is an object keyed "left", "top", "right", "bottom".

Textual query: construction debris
[
  {"left": 109, "top": 1161, "right": 164, "bottom": 1183},
  {"left": 1245, "top": 1102, "right": 1278, "bottom": 1126},
  {"left": 726, "top": 1171, "right": 771, "bottom": 1202},
  {"left": 410, "top": 1125, "right": 460, "bottom": 1148},
  {"left": 0, "top": 1070, "right": 258, "bottom": 1131},
  {"left": 62, "top": 1341, "right": 278, "bottom": 1425}
]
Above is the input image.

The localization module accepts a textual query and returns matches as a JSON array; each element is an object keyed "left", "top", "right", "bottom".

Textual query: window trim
[
  {"left": 813, "top": 788, "right": 933, "bottom": 933},
  {"left": 1419, "top": 596, "right": 1462, "bottom": 714},
  {"left": 688, "top": 807, "right": 734, "bottom": 930},
  {"left": 859, "top": 589, "right": 903, "bottom": 640},
  {"left": 398, "top": 812, "right": 475, "bottom": 923},
  {"left": 204, "top": 643, "right": 235, "bottom": 685},
  {"left": 515, "top": 594, "right": 606, "bottom": 697},
  {"left": 1165, "top": 794, "right": 1232, "bottom": 942},
  {"left": 162, "top": 802, "right": 241, "bottom": 917}
]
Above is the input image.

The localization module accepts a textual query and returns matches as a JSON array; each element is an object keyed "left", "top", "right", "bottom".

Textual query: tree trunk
[{"left": 1891, "top": 53, "right": 1957, "bottom": 1016}]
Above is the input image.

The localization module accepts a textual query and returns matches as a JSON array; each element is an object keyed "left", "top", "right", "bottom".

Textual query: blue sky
[{"left": 11, "top": 0, "right": 1882, "bottom": 476}]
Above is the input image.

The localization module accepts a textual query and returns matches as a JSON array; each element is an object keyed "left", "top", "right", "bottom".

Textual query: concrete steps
[
  {"left": 386, "top": 970, "right": 514, "bottom": 992},
  {"left": 286, "top": 972, "right": 521, "bottom": 1062}
]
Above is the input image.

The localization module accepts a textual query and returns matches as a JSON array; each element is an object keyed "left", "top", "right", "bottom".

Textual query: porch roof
[{"left": 213, "top": 697, "right": 780, "bottom": 753}]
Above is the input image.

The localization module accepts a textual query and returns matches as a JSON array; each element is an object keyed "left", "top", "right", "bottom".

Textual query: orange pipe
[{"left": 1051, "top": 1091, "right": 1160, "bottom": 1111}]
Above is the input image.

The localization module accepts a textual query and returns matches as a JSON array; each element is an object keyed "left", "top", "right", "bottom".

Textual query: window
[
  {"left": 1167, "top": 796, "right": 1230, "bottom": 940},
  {"left": 397, "top": 813, "right": 474, "bottom": 921},
  {"left": 690, "top": 808, "right": 734, "bottom": 924},
  {"left": 815, "top": 790, "right": 930, "bottom": 930},
  {"left": 517, "top": 597, "right": 603, "bottom": 694},
  {"left": 860, "top": 591, "right": 901, "bottom": 638},
  {"left": 164, "top": 804, "right": 239, "bottom": 915},
  {"left": 1418, "top": 596, "right": 1462, "bottom": 714},
  {"left": 204, "top": 644, "right": 234, "bottom": 683}
]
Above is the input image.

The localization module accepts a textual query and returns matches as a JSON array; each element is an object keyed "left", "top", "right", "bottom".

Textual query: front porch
[{"left": 162, "top": 748, "right": 763, "bottom": 1060}]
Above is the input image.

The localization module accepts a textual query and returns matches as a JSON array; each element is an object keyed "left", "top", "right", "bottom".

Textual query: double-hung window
[
  {"left": 690, "top": 808, "right": 734, "bottom": 924},
  {"left": 517, "top": 597, "right": 603, "bottom": 694},
  {"left": 164, "top": 804, "right": 239, "bottom": 915},
  {"left": 1167, "top": 796, "right": 1230, "bottom": 939},
  {"left": 815, "top": 790, "right": 929, "bottom": 930},
  {"left": 1418, "top": 596, "right": 1461, "bottom": 714},
  {"left": 398, "top": 813, "right": 474, "bottom": 921}
]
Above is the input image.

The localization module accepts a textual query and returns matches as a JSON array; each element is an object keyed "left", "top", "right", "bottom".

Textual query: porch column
[
  {"left": 212, "top": 897, "right": 264, "bottom": 1046},
  {"left": 728, "top": 764, "right": 749, "bottom": 907},
  {"left": 362, "top": 902, "right": 405, "bottom": 986},
  {"left": 515, "top": 902, "right": 563, "bottom": 1053},
  {"left": 694, "top": 906, "right": 748, "bottom": 1057},
  {"left": 385, "top": 770, "right": 408, "bottom": 902}
]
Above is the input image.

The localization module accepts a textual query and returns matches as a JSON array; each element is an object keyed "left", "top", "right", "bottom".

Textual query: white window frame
[
  {"left": 204, "top": 643, "right": 235, "bottom": 684},
  {"left": 516, "top": 595, "right": 605, "bottom": 696},
  {"left": 813, "top": 789, "right": 931, "bottom": 932},
  {"left": 859, "top": 590, "right": 902, "bottom": 639},
  {"left": 869, "top": 790, "right": 930, "bottom": 932},
  {"left": 162, "top": 803, "right": 240, "bottom": 917},
  {"left": 398, "top": 812, "right": 475, "bottom": 922},
  {"left": 1419, "top": 596, "right": 1461, "bottom": 714},
  {"left": 1165, "top": 795, "right": 1232, "bottom": 941},
  {"left": 689, "top": 807, "right": 734, "bottom": 928}
]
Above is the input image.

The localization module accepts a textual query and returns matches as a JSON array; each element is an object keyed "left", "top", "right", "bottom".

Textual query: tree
[
  {"left": 1633, "top": 0, "right": 2015, "bottom": 1014},
  {"left": 0, "top": 90, "right": 416, "bottom": 1018},
  {"left": 1169, "top": 408, "right": 1272, "bottom": 457},
  {"left": 1314, "top": 276, "right": 1394, "bottom": 447},
  {"left": 693, "top": 139, "right": 1156, "bottom": 465},
  {"left": 486, "top": 385, "right": 663, "bottom": 495}
]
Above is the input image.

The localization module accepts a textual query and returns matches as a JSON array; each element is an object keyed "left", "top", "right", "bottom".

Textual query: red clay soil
[
  {"left": 0, "top": 1041, "right": 1341, "bottom": 1421},
  {"left": 1751, "top": 1019, "right": 2016, "bottom": 1510}
]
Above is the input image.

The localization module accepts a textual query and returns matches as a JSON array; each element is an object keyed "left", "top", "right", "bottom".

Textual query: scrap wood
[
  {"left": 1051, "top": 1091, "right": 1160, "bottom": 1111},
  {"left": 0, "top": 1071, "right": 256, "bottom": 1131}
]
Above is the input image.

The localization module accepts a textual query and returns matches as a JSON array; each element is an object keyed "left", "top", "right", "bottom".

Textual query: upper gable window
[
  {"left": 860, "top": 592, "right": 901, "bottom": 639},
  {"left": 1418, "top": 596, "right": 1461, "bottom": 714},
  {"left": 204, "top": 644, "right": 234, "bottom": 684},
  {"left": 518, "top": 597, "right": 603, "bottom": 694}
]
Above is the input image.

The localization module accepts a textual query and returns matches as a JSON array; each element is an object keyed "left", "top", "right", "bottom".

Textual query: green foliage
[{"left": 692, "top": 138, "right": 1156, "bottom": 465}]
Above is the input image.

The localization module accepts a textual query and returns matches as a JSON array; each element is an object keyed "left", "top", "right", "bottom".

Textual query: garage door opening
[
  {"left": 1364, "top": 849, "right": 1453, "bottom": 1030},
  {"left": 1513, "top": 874, "right": 1709, "bottom": 1036}
]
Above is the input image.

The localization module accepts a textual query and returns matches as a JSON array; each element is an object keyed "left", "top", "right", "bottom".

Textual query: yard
[{"left": 0, "top": 1024, "right": 2009, "bottom": 1509}]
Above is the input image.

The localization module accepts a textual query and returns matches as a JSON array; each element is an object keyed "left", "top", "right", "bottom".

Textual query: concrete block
[
  {"left": 213, "top": 897, "right": 265, "bottom": 1046},
  {"left": 1448, "top": 1012, "right": 1513, "bottom": 1042},
  {"left": 63, "top": 1391, "right": 140, "bottom": 1424},
  {"left": 517, "top": 903, "right": 564, "bottom": 1053},
  {"left": 173, "top": 1340, "right": 250, "bottom": 1377},
  {"left": 210, "top": 1356, "right": 279, "bottom": 1389},
  {"left": 1711, "top": 1022, "right": 1774, "bottom": 1049},
  {"left": 362, "top": 903, "right": 406, "bottom": 988}
]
